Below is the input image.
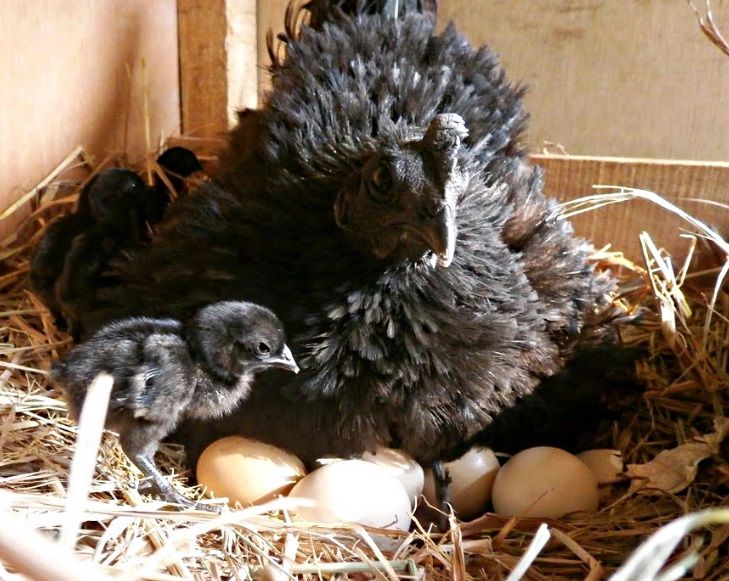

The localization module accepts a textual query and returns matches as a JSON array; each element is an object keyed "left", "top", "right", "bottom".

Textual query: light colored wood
[
  {"left": 178, "top": 0, "right": 228, "bottom": 137},
  {"left": 0, "top": 0, "right": 180, "bottom": 237},
  {"left": 178, "top": 0, "right": 258, "bottom": 138},
  {"left": 533, "top": 154, "right": 729, "bottom": 260},
  {"left": 439, "top": 0, "right": 729, "bottom": 161}
]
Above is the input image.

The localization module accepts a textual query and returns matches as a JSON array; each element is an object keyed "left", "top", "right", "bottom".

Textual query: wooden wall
[{"left": 0, "top": 0, "right": 180, "bottom": 236}]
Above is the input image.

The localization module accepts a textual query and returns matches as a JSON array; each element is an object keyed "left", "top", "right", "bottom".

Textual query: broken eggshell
[
  {"left": 361, "top": 448, "right": 425, "bottom": 505},
  {"left": 422, "top": 447, "right": 500, "bottom": 520},
  {"left": 577, "top": 449, "right": 624, "bottom": 484}
]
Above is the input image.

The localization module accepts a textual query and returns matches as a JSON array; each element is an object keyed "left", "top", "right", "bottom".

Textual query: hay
[{"left": 0, "top": 150, "right": 728, "bottom": 580}]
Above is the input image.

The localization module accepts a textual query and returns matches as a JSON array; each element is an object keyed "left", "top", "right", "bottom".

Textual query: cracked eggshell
[
  {"left": 196, "top": 436, "right": 306, "bottom": 506},
  {"left": 422, "top": 447, "right": 500, "bottom": 520},
  {"left": 577, "top": 449, "right": 624, "bottom": 484},
  {"left": 361, "top": 448, "right": 425, "bottom": 505},
  {"left": 492, "top": 446, "right": 599, "bottom": 519},
  {"left": 288, "top": 459, "right": 412, "bottom": 531}
]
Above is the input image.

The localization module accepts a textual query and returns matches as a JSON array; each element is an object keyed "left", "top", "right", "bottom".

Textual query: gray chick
[{"left": 51, "top": 301, "right": 299, "bottom": 507}]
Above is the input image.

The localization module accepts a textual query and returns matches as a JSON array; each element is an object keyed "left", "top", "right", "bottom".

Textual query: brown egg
[
  {"left": 492, "top": 447, "right": 599, "bottom": 519},
  {"left": 288, "top": 460, "right": 411, "bottom": 531},
  {"left": 422, "top": 447, "right": 500, "bottom": 519},
  {"left": 577, "top": 449, "right": 624, "bottom": 484},
  {"left": 361, "top": 448, "right": 424, "bottom": 505},
  {"left": 196, "top": 436, "right": 306, "bottom": 506}
]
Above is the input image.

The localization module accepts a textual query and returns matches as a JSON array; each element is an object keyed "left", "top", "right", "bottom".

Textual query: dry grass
[{"left": 0, "top": 150, "right": 728, "bottom": 580}]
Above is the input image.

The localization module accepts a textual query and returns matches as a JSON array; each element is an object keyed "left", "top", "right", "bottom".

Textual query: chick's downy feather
[{"left": 79, "top": 2, "right": 618, "bottom": 466}]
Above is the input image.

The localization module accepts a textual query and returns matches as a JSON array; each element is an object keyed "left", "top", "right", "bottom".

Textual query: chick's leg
[
  {"left": 131, "top": 453, "right": 196, "bottom": 507},
  {"left": 118, "top": 428, "right": 196, "bottom": 508}
]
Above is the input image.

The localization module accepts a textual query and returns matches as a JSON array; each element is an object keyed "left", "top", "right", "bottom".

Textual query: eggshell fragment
[
  {"left": 288, "top": 460, "right": 411, "bottom": 531},
  {"left": 197, "top": 436, "right": 306, "bottom": 506},
  {"left": 362, "top": 448, "right": 425, "bottom": 505},
  {"left": 422, "top": 447, "right": 500, "bottom": 519},
  {"left": 577, "top": 449, "right": 624, "bottom": 484},
  {"left": 492, "top": 446, "right": 599, "bottom": 519}
]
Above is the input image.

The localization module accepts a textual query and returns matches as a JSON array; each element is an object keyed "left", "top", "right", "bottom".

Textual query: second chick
[{"left": 51, "top": 300, "right": 299, "bottom": 507}]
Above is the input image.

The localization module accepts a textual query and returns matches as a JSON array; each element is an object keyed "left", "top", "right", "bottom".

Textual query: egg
[
  {"left": 492, "top": 446, "right": 599, "bottom": 519},
  {"left": 361, "top": 448, "right": 424, "bottom": 505},
  {"left": 197, "top": 436, "right": 306, "bottom": 506},
  {"left": 577, "top": 449, "right": 624, "bottom": 484},
  {"left": 288, "top": 459, "right": 411, "bottom": 531},
  {"left": 422, "top": 447, "right": 500, "bottom": 519}
]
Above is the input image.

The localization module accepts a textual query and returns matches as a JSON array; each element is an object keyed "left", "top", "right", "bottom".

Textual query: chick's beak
[
  {"left": 421, "top": 204, "right": 456, "bottom": 267},
  {"left": 267, "top": 344, "right": 300, "bottom": 374}
]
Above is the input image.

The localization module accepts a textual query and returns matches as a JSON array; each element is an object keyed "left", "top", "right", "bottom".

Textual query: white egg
[
  {"left": 288, "top": 459, "right": 411, "bottom": 531},
  {"left": 492, "top": 446, "right": 599, "bottom": 519},
  {"left": 422, "top": 447, "right": 500, "bottom": 519},
  {"left": 577, "top": 449, "right": 624, "bottom": 484},
  {"left": 196, "top": 436, "right": 306, "bottom": 506},
  {"left": 362, "top": 448, "right": 425, "bottom": 505}
]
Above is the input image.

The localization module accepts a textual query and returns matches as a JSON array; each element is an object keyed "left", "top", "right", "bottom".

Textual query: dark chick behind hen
[
  {"left": 52, "top": 300, "right": 298, "bottom": 507},
  {"left": 73, "top": 1, "right": 627, "bottom": 502},
  {"left": 30, "top": 168, "right": 146, "bottom": 331},
  {"left": 54, "top": 168, "right": 147, "bottom": 339},
  {"left": 144, "top": 147, "right": 204, "bottom": 227}
]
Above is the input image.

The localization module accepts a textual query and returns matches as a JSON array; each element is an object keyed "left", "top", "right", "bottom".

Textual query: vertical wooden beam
[{"left": 177, "top": 0, "right": 257, "bottom": 140}]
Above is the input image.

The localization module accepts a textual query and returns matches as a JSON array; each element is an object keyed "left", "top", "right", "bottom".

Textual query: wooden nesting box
[{"left": 3, "top": 0, "right": 729, "bottom": 261}]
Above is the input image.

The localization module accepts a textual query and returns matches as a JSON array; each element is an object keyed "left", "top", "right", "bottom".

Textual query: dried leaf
[{"left": 627, "top": 418, "right": 729, "bottom": 494}]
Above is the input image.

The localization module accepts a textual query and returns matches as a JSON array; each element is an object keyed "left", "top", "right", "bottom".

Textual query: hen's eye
[
  {"left": 256, "top": 342, "right": 271, "bottom": 357},
  {"left": 367, "top": 163, "right": 395, "bottom": 202}
]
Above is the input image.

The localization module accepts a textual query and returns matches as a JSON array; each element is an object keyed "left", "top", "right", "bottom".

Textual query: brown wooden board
[
  {"left": 0, "top": 0, "right": 180, "bottom": 238},
  {"left": 177, "top": 0, "right": 257, "bottom": 138},
  {"left": 534, "top": 154, "right": 729, "bottom": 261}
]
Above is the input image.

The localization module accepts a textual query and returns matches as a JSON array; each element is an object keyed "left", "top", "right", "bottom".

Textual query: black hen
[
  {"left": 52, "top": 301, "right": 298, "bottom": 506},
  {"left": 70, "top": 2, "right": 621, "bottom": 483}
]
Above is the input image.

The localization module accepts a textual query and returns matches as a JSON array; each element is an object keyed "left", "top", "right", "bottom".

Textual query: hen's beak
[
  {"left": 421, "top": 204, "right": 456, "bottom": 267},
  {"left": 267, "top": 344, "right": 300, "bottom": 374}
]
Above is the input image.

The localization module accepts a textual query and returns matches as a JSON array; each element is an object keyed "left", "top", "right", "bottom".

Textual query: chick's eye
[
  {"left": 367, "top": 163, "right": 395, "bottom": 202},
  {"left": 256, "top": 342, "right": 271, "bottom": 357}
]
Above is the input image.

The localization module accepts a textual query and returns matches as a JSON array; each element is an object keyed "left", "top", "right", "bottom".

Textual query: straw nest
[{"left": 0, "top": 146, "right": 728, "bottom": 581}]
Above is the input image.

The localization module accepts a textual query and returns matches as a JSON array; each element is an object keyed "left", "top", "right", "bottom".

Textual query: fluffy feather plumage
[
  {"left": 70, "top": 3, "right": 619, "bottom": 475},
  {"left": 52, "top": 301, "right": 298, "bottom": 506}
]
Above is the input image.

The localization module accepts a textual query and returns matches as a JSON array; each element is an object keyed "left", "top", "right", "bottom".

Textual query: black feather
[{"left": 52, "top": 301, "right": 296, "bottom": 506}]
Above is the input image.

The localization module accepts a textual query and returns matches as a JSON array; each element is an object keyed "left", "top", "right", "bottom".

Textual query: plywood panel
[
  {"left": 178, "top": 0, "right": 257, "bottom": 138},
  {"left": 534, "top": 154, "right": 729, "bottom": 261},
  {"left": 257, "top": 1, "right": 729, "bottom": 161},
  {"left": 0, "top": 0, "right": 180, "bottom": 237},
  {"left": 439, "top": 0, "right": 729, "bottom": 161}
]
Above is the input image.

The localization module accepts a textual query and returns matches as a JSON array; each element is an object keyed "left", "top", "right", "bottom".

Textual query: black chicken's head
[
  {"left": 189, "top": 301, "right": 299, "bottom": 383},
  {"left": 80, "top": 168, "right": 146, "bottom": 228},
  {"left": 334, "top": 113, "right": 468, "bottom": 267}
]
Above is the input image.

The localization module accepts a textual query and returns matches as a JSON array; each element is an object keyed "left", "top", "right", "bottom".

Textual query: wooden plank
[
  {"left": 533, "top": 154, "right": 729, "bottom": 261},
  {"left": 0, "top": 0, "right": 180, "bottom": 238},
  {"left": 178, "top": 0, "right": 257, "bottom": 138},
  {"left": 439, "top": 0, "right": 729, "bottom": 162}
]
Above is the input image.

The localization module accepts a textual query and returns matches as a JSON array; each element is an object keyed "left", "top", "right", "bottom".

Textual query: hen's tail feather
[{"left": 268, "top": 1, "right": 438, "bottom": 69}]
